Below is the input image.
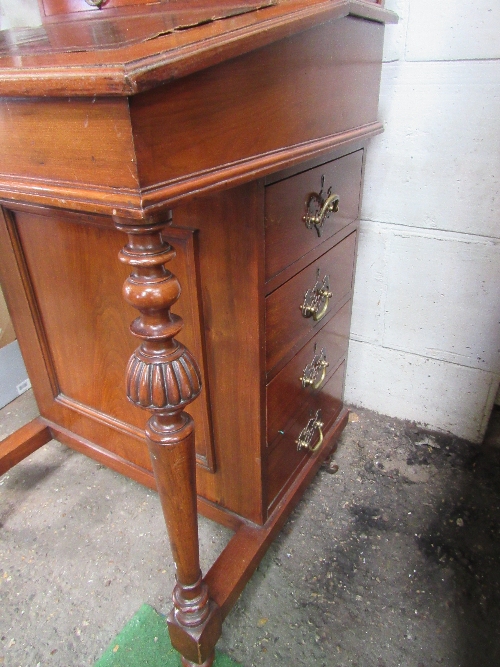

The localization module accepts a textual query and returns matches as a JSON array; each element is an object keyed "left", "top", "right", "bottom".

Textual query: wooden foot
[
  {"left": 180, "top": 654, "right": 215, "bottom": 667},
  {"left": 115, "top": 215, "right": 221, "bottom": 666}
]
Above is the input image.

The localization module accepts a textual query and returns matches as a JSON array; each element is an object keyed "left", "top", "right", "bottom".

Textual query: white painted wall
[
  {"left": 345, "top": 0, "right": 500, "bottom": 443},
  {"left": 0, "top": 0, "right": 41, "bottom": 29}
]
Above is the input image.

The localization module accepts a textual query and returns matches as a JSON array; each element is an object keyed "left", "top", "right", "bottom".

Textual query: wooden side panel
[
  {"left": 1, "top": 186, "right": 266, "bottom": 523},
  {"left": 0, "top": 97, "right": 138, "bottom": 190},
  {"left": 172, "top": 181, "right": 266, "bottom": 524},
  {"left": 130, "top": 16, "right": 384, "bottom": 189},
  {"left": 2, "top": 207, "right": 216, "bottom": 473},
  {"left": 0, "top": 208, "right": 57, "bottom": 416}
]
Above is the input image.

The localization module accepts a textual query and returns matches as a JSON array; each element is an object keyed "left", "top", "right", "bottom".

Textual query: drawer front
[
  {"left": 266, "top": 231, "right": 357, "bottom": 375},
  {"left": 267, "top": 300, "right": 351, "bottom": 446},
  {"left": 266, "top": 361, "right": 345, "bottom": 513},
  {"left": 265, "top": 150, "right": 363, "bottom": 281}
]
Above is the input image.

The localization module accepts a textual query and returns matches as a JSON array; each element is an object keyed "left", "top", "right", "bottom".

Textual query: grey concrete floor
[{"left": 1, "top": 391, "right": 499, "bottom": 667}]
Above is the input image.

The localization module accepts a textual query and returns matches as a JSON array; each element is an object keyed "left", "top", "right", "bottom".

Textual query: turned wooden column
[{"left": 114, "top": 215, "right": 221, "bottom": 667}]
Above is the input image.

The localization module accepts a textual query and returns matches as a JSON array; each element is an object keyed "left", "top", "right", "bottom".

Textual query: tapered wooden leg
[{"left": 114, "top": 215, "right": 221, "bottom": 666}]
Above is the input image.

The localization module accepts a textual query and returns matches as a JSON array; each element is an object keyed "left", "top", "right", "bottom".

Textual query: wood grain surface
[
  {"left": 0, "top": 1, "right": 396, "bottom": 97},
  {"left": 266, "top": 231, "right": 357, "bottom": 375},
  {"left": 266, "top": 300, "right": 351, "bottom": 445},
  {"left": 265, "top": 150, "right": 363, "bottom": 281}
]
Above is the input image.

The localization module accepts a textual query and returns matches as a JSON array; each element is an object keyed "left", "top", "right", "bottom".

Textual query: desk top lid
[{"left": 0, "top": 0, "right": 397, "bottom": 97}]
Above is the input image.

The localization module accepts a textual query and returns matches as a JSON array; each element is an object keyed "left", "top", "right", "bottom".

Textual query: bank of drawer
[
  {"left": 266, "top": 361, "right": 345, "bottom": 513},
  {"left": 267, "top": 300, "right": 351, "bottom": 446},
  {"left": 266, "top": 231, "right": 356, "bottom": 375},
  {"left": 265, "top": 150, "right": 363, "bottom": 281}
]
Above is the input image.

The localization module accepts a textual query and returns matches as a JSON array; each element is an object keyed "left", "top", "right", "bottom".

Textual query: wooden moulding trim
[
  {"left": 34, "top": 416, "right": 246, "bottom": 530},
  {"left": 43, "top": 418, "right": 158, "bottom": 489},
  {"left": 0, "top": 176, "right": 141, "bottom": 218},
  {"left": 196, "top": 497, "right": 246, "bottom": 533},
  {"left": 0, "top": 122, "right": 382, "bottom": 220},
  {"left": 204, "top": 407, "right": 349, "bottom": 620},
  {"left": 0, "top": 2, "right": 397, "bottom": 98},
  {"left": 0, "top": 66, "right": 129, "bottom": 98},
  {"left": 56, "top": 394, "right": 147, "bottom": 443},
  {"left": 55, "top": 393, "right": 213, "bottom": 471},
  {"left": 0, "top": 418, "right": 53, "bottom": 476},
  {"left": 136, "top": 123, "right": 385, "bottom": 214}
]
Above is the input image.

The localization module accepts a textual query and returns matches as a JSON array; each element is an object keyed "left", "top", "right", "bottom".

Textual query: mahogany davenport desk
[{"left": 0, "top": 1, "right": 395, "bottom": 664}]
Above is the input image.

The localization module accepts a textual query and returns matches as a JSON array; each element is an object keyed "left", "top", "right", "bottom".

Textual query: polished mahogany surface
[
  {"left": 0, "top": 0, "right": 396, "bottom": 528},
  {"left": 1, "top": 2, "right": 274, "bottom": 53},
  {"left": 0, "top": 0, "right": 395, "bottom": 97},
  {"left": 38, "top": 0, "right": 275, "bottom": 22}
]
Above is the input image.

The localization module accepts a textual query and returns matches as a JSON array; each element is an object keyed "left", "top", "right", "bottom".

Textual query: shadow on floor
[{"left": 415, "top": 411, "right": 500, "bottom": 667}]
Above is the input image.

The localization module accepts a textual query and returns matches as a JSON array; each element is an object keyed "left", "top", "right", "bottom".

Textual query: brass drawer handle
[
  {"left": 303, "top": 175, "right": 340, "bottom": 237},
  {"left": 300, "top": 345, "right": 329, "bottom": 390},
  {"left": 296, "top": 410, "right": 324, "bottom": 452},
  {"left": 301, "top": 269, "right": 332, "bottom": 322}
]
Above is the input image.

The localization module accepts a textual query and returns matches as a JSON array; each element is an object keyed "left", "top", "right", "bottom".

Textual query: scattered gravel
[{"left": 1, "top": 393, "right": 499, "bottom": 667}]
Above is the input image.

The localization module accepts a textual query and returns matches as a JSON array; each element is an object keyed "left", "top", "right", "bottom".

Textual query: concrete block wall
[
  {"left": 345, "top": 0, "right": 500, "bottom": 443},
  {"left": 0, "top": 0, "right": 41, "bottom": 29}
]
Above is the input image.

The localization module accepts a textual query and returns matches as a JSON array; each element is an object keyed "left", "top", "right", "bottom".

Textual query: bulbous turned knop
[
  {"left": 126, "top": 344, "right": 202, "bottom": 411},
  {"left": 123, "top": 272, "right": 181, "bottom": 311}
]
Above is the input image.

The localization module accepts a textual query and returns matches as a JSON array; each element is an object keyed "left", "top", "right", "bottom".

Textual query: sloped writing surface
[{"left": 0, "top": 2, "right": 273, "bottom": 53}]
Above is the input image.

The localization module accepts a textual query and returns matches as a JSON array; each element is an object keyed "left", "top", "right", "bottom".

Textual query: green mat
[{"left": 95, "top": 604, "right": 240, "bottom": 667}]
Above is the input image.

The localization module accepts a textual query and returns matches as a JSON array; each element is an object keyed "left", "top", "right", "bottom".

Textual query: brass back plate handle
[
  {"left": 303, "top": 174, "right": 340, "bottom": 237},
  {"left": 300, "top": 345, "right": 329, "bottom": 390},
  {"left": 296, "top": 410, "right": 324, "bottom": 452},
  {"left": 301, "top": 269, "right": 332, "bottom": 322}
]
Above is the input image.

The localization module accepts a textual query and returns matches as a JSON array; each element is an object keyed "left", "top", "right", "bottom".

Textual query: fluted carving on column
[
  {"left": 126, "top": 345, "right": 202, "bottom": 411},
  {"left": 114, "top": 216, "right": 221, "bottom": 667}
]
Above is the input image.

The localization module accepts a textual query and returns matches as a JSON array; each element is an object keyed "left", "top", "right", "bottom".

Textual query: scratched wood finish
[
  {"left": 40, "top": 0, "right": 165, "bottom": 18},
  {"left": 0, "top": 2, "right": 396, "bottom": 100},
  {"left": 39, "top": 0, "right": 383, "bottom": 21}
]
